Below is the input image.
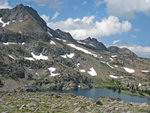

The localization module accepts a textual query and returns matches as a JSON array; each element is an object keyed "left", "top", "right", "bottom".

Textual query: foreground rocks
[{"left": 0, "top": 92, "right": 150, "bottom": 113}]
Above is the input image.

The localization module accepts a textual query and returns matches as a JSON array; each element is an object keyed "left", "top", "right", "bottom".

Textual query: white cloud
[
  {"left": 95, "top": 0, "right": 105, "bottom": 7},
  {"left": 131, "top": 35, "right": 136, "bottom": 38},
  {"left": 51, "top": 11, "right": 59, "bottom": 20},
  {"left": 134, "top": 28, "right": 141, "bottom": 32},
  {"left": 47, "top": 16, "right": 132, "bottom": 40},
  {"left": 82, "top": 1, "right": 87, "bottom": 5},
  {"left": 96, "top": 0, "right": 150, "bottom": 19},
  {"left": 0, "top": 0, "right": 11, "bottom": 9},
  {"left": 41, "top": 14, "right": 50, "bottom": 22},
  {"left": 113, "top": 40, "right": 150, "bottom": 58}
]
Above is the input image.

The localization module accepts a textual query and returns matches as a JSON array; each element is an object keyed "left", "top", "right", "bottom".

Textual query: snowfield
[
  {"left": 61, "top": 53, "right": 75, "bottom": 59},
  {"left": 47, "top": 32, "right": 53, "bottom": 37},
  {"left": 22, "top": 42, "right": 25, "bottom": 45},
  {"left": 24, "top": 57, "right": 35, "bottom": 61},
  {"left": 3, "top": 42, "right": 17, "bottom": 45},
  {"left": 106, "top": 62, "right": 114, "bottom": 69},
  {"left": 76, "top": 40, "right": 86, "bottom": 45},
  {"left": 109, "top": 75, "right": 119, "bottom": 79},
  {"left": 142, "top": 70, "right": 149, "bottom": 73},
  {"left": 31, "top": 52, "right": 48, "bottom": 60},
  {"left": 67, "top": 44, "right": 97, "bottom": 57},
  {"left": 66, "top": 53, "right": 75, "bottom": 58},
  {"left": 101, "top": 61, "right": 114, "bottom": 69},
  {"left": 79, "top": 69, "right": 86, "bottom": 73},
  {"left": 88, "top": 67, "right": 97, "bottom": 76},
  {"left": 109, "top": 58, "right": 113, "bottom": 62},
  {"left": 47, "top": 28, "right": 53, "bottom": 37},
  {"left": 56, "top": 38, "right": 66, "bottom": 42},
  {"left": 0, "top": 17, "right": 10, "bottom": 27},
  {"left": 101, "top": 61, "right": 106, "bottom": 64},
  {"left": 60, "top": 54, "right": 67, "bottom": 58},
  {"left": 50, "top": 40, "right": 56, "bottom": 45},
  {"left": 114, "top": 65, "right": 118, "bottom": 67},
  {"left": 48, "top": 67, "right": 60, "bottom": 76},
  {"left": 138, "top": 83, "right": 142, "bottom": 87},
  {"left": 8, "top": 55, "right": 15, "bottom": 60},
  {"left": 76, "top": 63, "right": 80, "bottom": 68},
  {"left": 123, "top": 67, "right": 135, "bottom": 73},
  {"left": 111, "top": 55, "right": 117, "bottom": 58}
]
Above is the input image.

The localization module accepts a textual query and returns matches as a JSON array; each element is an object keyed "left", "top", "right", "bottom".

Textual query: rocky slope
[
  {"left": 0, "top": 92, "right": 150, "bottom": 113},
  {"left": 78, "top": 37, "right": 107, "bottom": 51},
  {"left": 0, "top": 4, "right": 150, "bottom": 99}
]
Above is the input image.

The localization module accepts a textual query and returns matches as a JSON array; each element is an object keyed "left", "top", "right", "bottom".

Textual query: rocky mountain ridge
[{"left": 0, "top": 4, "right": 150, "bottom": 99}]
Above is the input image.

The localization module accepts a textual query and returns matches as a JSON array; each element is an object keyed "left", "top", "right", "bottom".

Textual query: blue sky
[{"left": 1, "top": 0, "right": 150, "bottom": 58}]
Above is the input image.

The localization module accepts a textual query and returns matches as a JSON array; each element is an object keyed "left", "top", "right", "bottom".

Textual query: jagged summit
[
  {"left": 79, "top": 37, "right": 107, "bottom": 51},
  {"left": 108, "top": 46, "right": 136, "bottom": 56},
  {"left": 55, "top": 29, "right": 76, "bottom": 42},
  {"left": 1, "top": 4, "right": 150, "bottom": 96},
  {"left": 0, "top": 4, "right": 47, "bottom": 37}
]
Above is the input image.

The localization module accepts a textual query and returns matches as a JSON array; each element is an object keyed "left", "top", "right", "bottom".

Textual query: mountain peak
[
  {"left": 15, "top": 4, "right": 25, "bottom": 8},
  {"left": 54, "top": 29, "right": 76, "bottom": 42},
  {"left": 108, "top": 46, "right": 136, "bottom": 56},
  {"left": 80, "top": 37, "right": 107, "bottom": 51},
  {"left": 0, "top": 4, "right": 47, "bottom": 37}
]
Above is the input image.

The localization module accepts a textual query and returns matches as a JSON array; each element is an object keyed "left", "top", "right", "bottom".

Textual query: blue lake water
[{"left": 55, "top": 88, "right": 150, "bottom": 103}]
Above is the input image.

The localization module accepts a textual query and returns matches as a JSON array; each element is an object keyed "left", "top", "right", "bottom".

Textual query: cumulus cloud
[
  {"left": 41, "top": 14, "right": 50, "bottom": 22},
  {"left": 96, "top": 0, "right": 150, "bottom": 19},
  {"left": 47, "top": 16, "right": 132, "bottom": 40},
  {"left": 131, "top": 35, "right": 136, "bottom": 38},
  {"left": 0, "top": 0, "right": 11, "bottom": 9},
  {"left": 95, "top": 0, "right": 105, "bottom": 7},
  {"left": 134, "top": 28, "right": 141, "bottom": 32},
  {"left": 82, "top": 1, "right": 87, "bottom": 5},
  {"left": 51, "top": 11, "right": 59, "bottom": 20},
  {"left": 23, "top": 0, "right": 64, "bottom": 9},
  {"left": 113, "top": 40, "right": 150, "bottom": 58}
]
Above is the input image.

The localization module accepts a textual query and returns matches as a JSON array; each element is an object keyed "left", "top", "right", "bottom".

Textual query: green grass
[{"left": 93, "top": 77, "right": 121, "bottom": 88}]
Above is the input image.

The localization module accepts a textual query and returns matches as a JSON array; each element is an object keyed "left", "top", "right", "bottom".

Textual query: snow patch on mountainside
[
  {"left": 3, "top": 42, "right": 17, "bottom": 45},
  {"left": 79, "top": 69, "right": 86, "bottom": 73},
  {"left": 111, "top": 55, "right": 117, "bottom": 58},
  {"left": 61, "top": 54, "right": 67, "bottom": 58},
  {"left": 22, "top": 42, "right": 25, "bottom": 45},
  {"left": 142, "top": 70, "right": 149, "bottom": 73},
  {"left": 109, "top": 58, "right": 113, "bottom": 62},
  {"left": 67, "top": 53, "right": 75, "bottom": 58},
  {"left": 123, "top": 67, "right": 135, "bottom": 73},
  {"left": 0, "top": 18, "right": 10, "bottom": 27},
  {"left": 77, "top": 40, "right": 86, "bottom": 45},
  {"left": 24, "top": 57, "right": 35, "bottom": 61},
  {"left": 109, "top": 75, "right": 119, "bottom": 79},
  {"left": 61, "top": 53, "right": 75, "bottom": 59},
  {"left": 48, "top": 67, "right": 60, "bottom": 76},
  {"left": 67, "top": 44, "right": 97, "bottom": 57},
  {"left": 56, "top": 38, "right": 66, "bottom": 42},
  {"left": 47, "top": 28, "right": 53, "bottom": 37},
  {"left": 50, "top": 40, "right": 56, "bottom": 45},
  {"left": 8, "top": 55, "right": 15, "bottom": 60},
  {"left": 138, "top": 83, "right": 142, "bottom": 87},
  {"left": 31, "top": 52, "right": 48, "bottom": 60},
  {"left": 76, "top": 63, "right": 80, "bottom": 68},
  {"left": 88, "top": 67, "right": 97, "bottom": 76},
  {"left": 106, "top": 62, "right": 114, "bottom": 69}
]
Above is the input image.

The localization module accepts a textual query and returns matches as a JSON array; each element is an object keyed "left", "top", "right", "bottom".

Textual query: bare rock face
[
  {"left": 55, "top": 29, "right": 76, "bottom": 42},
  {"left": 0, "top": 4, "right": 47, "bottom": 38},
  {"left": 108, "top": 46, "right": 136, "bottom": 56},
  {"left": 1, "top": 4, "right": 150, "bottom": 98},
  {"left": 79, "top": 37, "right": 108, "bottom": 51}
]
